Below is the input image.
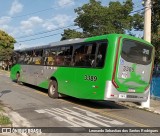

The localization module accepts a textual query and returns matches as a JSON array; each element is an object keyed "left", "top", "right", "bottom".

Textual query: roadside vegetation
[{"left": 0, "top": 103, "right": 12, "bottom": 126}]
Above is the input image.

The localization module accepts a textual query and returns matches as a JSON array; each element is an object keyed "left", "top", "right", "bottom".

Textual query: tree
[
  {"left": 61, "top": 29, "right": 84, "bottom": 40},
  {"left": 151, "top": 0, "right": 160, "bottom": 64},
  {"left": 61, "top": 0, "right": 142, "bottom": 40},
  {"left": 0, "top": 30, "right": 16, "bottom": 61}
]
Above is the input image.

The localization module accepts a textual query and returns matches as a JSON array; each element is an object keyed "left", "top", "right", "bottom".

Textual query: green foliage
[
  {"left": 76, "top": 0, "right": 134, "bottom": 35},
  {"left": 151, "top": 0, "right": 160, "bottom": 64},
  {"left": 61, "top": 0, "right": 142, "bottom": 40},
  {"left": 132, "top": 13, "right": 144, "bottom": 31},
  {"left": 0, "top": 30, "right": 16, "bottom": 61},
  {"left": 61, "top": 29, "right": 84, "bottom": 40},
  {"left": 151, "top": 0, "right": 160, "bottom": 34},
  {"left": 0, "top": 114, "right": 12, "bottom": 125}
]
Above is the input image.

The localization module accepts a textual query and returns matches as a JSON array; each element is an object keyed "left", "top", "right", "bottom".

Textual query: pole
[
  {"left": 143, "top": 0, "right": 152, "bottom": 42},
  {"left": 141, "top": 0, "right": 152, "bottom": 108}
]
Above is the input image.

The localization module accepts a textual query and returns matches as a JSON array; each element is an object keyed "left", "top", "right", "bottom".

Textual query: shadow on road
[
  {"left": 62, "top": 97, "right": 128, "bottom": 109},
  {"left": 0, "top": 90, "right": 12, "bottom": 97},
  {"left": 20, "top": 83, "right": 128, "bottom": 110}
]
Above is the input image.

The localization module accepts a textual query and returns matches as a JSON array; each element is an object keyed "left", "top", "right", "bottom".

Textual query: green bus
[{"left": 10, "top": 34, "right": 154, "bottom": 102}]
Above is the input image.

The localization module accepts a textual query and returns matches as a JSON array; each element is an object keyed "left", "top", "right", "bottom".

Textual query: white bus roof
[{"left": 15, "top": 38, "right": 85, "bottom": 52}]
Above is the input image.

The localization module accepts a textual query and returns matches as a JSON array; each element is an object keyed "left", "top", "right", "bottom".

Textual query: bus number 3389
[{"left": 84, "top": 75, "right": 97, "bottom": 81}]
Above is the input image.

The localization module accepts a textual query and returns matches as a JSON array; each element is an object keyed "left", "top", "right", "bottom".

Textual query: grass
[
  {"left": 0, "top": 114, "right": 12, "bottom": 125},
  {"left": 0, "top": 103, "right": 12, "bottom": 125},
  {"left": 0, "top": 104, "right": 4, "bottom": 112}
]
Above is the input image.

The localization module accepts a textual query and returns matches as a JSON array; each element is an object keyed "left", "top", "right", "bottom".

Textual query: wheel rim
[{"left": 50, "top": 84, "right": 56, "bottom": 95}]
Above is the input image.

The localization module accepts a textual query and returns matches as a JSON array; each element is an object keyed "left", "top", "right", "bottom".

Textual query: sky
[{"left": 0, "top": 0, "right": 143, "bottom": 50}]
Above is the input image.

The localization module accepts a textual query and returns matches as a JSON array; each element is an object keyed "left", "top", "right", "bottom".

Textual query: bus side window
[
  {"left": 44, "top": 48, "right": 57, "bottom": 66},
  {"left": 56, "top": 46, "right": 72, "bottom": 66},
  {"left": 24, "top": 51, "right": 32, "bottom": 64},
  {"left": 96, "top": 42, "right": 107, "bottom": 68},
  {"left": 33, "top": 50, "right": 43, "bottom": 65},
  {"left": 73, "top": 45, "right": 85, "bottom": 66},
  {"left": 64, "top": 46, "right": 72, "bottom": 66},
  {"left": 73, "top": 43, "right": 96, "bottom": 67},
  {"left": 17, "top": 52, "right": 25, "bottom": 64}
]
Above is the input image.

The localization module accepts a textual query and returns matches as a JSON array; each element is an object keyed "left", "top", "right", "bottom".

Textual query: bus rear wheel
[{"left": 48, "top": 80, "right": 59, "bottom": 98}]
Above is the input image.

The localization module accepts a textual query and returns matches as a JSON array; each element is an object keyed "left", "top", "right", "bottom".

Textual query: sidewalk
[{"left": 119, "top": 98, "right": 160, "bottom": 115}]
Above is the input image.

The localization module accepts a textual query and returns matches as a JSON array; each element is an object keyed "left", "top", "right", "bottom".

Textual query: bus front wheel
[{"left": 48, "top": 80, "right": 59, "bottom": 98}]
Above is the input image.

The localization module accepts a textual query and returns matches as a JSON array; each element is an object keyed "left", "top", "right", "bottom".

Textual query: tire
[
  {"left": 16, "top": 73, "right": 20, "bottom": 84},
  {"left": 48, "top": 80, "right": 59, "bottom": 98}
]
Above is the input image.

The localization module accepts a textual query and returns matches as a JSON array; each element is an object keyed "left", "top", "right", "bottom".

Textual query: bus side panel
[
  {"left": 38, "top": 66, "right": 60, "bottom": 89},
  {"left": 51, "top": 67, "right": 76, "bottom": 96},
  {"left": 73, "top": 68, "right": 106, "bottom": 100},
  {"left": 52, "top": 67, "right": 107, "bottom": 100}
]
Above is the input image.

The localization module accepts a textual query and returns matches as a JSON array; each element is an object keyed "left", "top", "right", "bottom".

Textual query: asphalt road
[{"left": 0, "top": 70, "right": 160, "bottom": 136}]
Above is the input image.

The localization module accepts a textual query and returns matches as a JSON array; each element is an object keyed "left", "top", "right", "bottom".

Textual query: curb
[
  {"left": 118, "top": 101, "right": 160, "bottom": 115},
  {"left": 1, "top": 107, "right": 32, "bottom": 136}
]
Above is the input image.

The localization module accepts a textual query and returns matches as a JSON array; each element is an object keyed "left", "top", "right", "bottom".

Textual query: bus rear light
[{"left": 110, "top": 94, "right": 118, "bottom": 98}]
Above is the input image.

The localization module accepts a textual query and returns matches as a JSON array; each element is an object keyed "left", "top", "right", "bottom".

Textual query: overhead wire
[
  {"left": 17, "top": 27, "right": 81, "bottom": 43},
  {"left": 16, "top": 1, "right": 153, "bottom": 44},
  {"left": 16, "top": 24, "right": 75, "bottom": 39}
]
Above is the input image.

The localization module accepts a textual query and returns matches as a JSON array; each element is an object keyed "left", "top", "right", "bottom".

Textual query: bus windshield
[{"left": 121, "top": 39, "right": 153, "bottom": 65}]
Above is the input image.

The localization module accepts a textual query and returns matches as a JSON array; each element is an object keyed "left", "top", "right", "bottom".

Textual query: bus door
[{"left": 116, "top": 39, "right": 153, "bottom": 93}]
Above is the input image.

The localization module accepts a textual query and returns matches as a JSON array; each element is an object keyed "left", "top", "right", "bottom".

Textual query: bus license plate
[{"left": 119, "top": 94, "right": 126, "bottom": 99}]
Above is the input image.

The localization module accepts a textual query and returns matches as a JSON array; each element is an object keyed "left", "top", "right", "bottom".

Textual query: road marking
[
  {"left": 60, "top": 99, "right": 150, "bottom": 127},
  {"left": 35, "top": 107, "right": 124, "bottom": 127},
  {"left": 76, "top": 105, "right": 149, "bottom": 127}
]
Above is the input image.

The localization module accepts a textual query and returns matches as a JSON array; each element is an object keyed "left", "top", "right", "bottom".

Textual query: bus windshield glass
[{"left": 121, "top": 39, "right": 153, "bottom": 65}]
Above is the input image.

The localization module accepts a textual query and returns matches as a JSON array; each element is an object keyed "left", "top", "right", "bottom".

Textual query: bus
[{"left": 10, "top": 34, "right": 154, "bottom": 102}]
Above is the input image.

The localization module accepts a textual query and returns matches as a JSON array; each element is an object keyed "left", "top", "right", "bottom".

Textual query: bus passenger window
[
  {"left": 56, "top": 46, "right": 72, "bottom": 66},
  {"left": 24, "top": 51, "right": 32, "bottom": 64},
  {"left": 18, "top": 52, "right": 25, "bottom": 64},
  {"left": 33, "top": 50, "right": 43, "bottom": 65},
  {"left": 96, "top": 42, "right": 107, "bottom": 68},
  {"left": 47, "top": 52, "right": 56, "bottom": 65},
  {"left": 44, "top": 48, "right": 58, "bottom": 66},
  {"left": 73, "top": 43, "right": 96, "bottom": 67}
]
